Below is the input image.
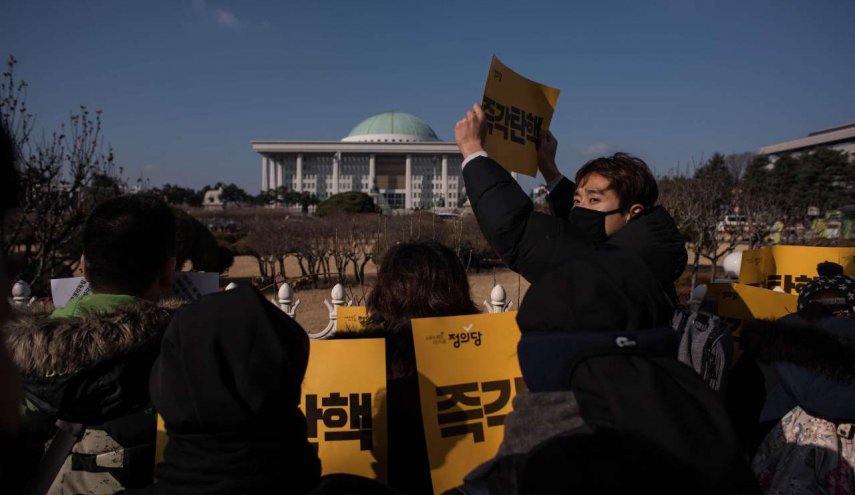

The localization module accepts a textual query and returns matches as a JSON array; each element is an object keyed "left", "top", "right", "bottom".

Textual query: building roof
[
  {"left": 342, "top": 112, "right": 440, "bottom": 143},
  {"left": 759, "top": 122, "right": 855, "bottom": 155}
]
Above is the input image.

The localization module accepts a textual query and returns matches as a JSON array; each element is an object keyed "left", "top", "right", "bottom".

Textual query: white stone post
[
  {"left": 261, "top": 156, "right": 269, "bottom": 192},
  {"left": 277, "top": 282, "right": 300, "bottom": 318},
  {"left": 483, "top": 284, "right": 513, "bottom": 313},
  {"left": 441, "top": 155, "right": 448, "bottom": 207},
  {"left": 313, "top": 283, "right": 351, "bottom": 339},
  {"left": 296, "top": 153, "right": 304, "bottom": 192},
  {"left": 276, "top": 156, "right": 284, "bottom": 190},
  {"left": 405, "top": 154, "right": 413, "bottom": 209},
  {"left": 11, "top": 280, "right": 32, "bottom": 307}
]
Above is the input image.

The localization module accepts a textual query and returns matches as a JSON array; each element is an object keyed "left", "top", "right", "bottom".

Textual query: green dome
[{"left": 342, "top": 112, "right": 440, "bottom": 142}]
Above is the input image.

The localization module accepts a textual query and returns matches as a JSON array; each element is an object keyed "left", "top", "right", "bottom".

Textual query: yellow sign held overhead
[
  {"left": 739, "top": 246, "right": 855, "bottom": 294},
  {"left": 481, "top": 55, "right": 560, "bottom": 177},
  {"left": 301, "top": 338, "right": 388, "bottom": 480},
  {"left": 412, "top": 311, "right": 525, "bottom": 494},
  {"left": 336, "top": 306, "right": 369, "bottom": 332}
]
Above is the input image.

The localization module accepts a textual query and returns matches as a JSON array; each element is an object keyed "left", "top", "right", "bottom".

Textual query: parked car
[{"left": 716, "top": 214, "right": 747, "bottom": 234}]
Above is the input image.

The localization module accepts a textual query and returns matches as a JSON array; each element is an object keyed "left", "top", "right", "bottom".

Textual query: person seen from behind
[
  {"left": 336, "top": 240, "right": 479, "bottom": 494},
  {"left": 4, "top": 194, "right": 180, "bottom": 494},
  {"left": 742, "top": 262, "right": 855, "bottom": 494},
  {"left": 126, "top": 285, "right": 321, "bottom": 495}
]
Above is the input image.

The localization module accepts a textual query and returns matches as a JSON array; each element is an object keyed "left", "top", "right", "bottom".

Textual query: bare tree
[{"left": 1, "top": 56, "right": 121, "bottom": 294}]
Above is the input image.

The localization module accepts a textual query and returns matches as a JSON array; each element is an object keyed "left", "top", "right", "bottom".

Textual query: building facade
[
  {"left": 759, "top": 123, "right": 855, "bottom": 159},
  {"left": 252, "top": 112, "right": 470, "bottom": 210}
]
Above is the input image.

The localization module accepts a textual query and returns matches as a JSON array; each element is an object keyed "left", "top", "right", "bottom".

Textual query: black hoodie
[{"left": 129, "top": 286, "right": 321, "bottom": 495}]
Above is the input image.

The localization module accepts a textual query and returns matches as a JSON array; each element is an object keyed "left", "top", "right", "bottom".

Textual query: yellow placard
[
  {"left": 154, "top": 339, "right": 388, "bottom": 481},
  {"left": 336, "top": 306, "right": 369, "bottom": 332},
  {"left": 739, "top": 246, "right": 855, "bottom": 294},
  {"left": 481, "top": 55, "right": 560, "bottom": 177},
  {"left": 704, "top": 282, "right": 798, "bottom": 321},
  {"left": 412, "top": 311, "right": 524, "bottom": 494},
  {"left": 300, "top": 338, "right": 388, "bottom": 481}
]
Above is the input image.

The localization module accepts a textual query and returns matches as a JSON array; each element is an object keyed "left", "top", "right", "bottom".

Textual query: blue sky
[{"left": 2, "top": 0, "right": 854, "bottom": 194}]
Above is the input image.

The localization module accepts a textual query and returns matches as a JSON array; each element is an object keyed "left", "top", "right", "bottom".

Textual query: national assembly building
[{"left": 252, "top": 112, "right": 489, "bottom": 211}]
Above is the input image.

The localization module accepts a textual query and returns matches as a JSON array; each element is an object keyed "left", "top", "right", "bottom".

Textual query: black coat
[
  {"left": 3, "top": 298, "right": 182, "bottom": 493},
  {"left": 449, "top": 352, "right": 760, "bottom": 495},
  {"left": 464, "top": 157, "right": 686, "bottom": 306},
  {"left": 128, "top": 286, "right": 321, "bottom": 495}
]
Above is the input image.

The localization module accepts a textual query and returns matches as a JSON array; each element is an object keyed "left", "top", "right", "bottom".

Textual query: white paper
[{"left": 50, "top": 272, "right": 221, "bottom": 308}]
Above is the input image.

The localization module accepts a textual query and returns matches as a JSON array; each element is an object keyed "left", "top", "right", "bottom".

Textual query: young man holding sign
[
  {"left": 456, "top": 103, "right": 686, "bottom": 313},
  {"left": 451, "top": 105, "right": 758, "bottom": 493}
]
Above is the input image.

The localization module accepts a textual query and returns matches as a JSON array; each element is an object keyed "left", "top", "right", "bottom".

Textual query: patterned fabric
[
  {"left": 753, "top": 406, "right": 855, "bottom": 495},
  {"left": 797, "top": 273, "right": 855, "bottom": 315}
]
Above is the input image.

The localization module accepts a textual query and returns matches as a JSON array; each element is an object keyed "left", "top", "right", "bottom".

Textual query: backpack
[{"left": 671, "top": 305, "right": 734, "bottom": 392}]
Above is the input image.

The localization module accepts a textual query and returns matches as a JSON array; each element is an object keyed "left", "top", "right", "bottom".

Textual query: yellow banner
[
  {"left": 336, "top": 306, "right": 369, "bottom": 332},
  {"left": 154, "top": 339, "right": 388, "bottom": 481},
  {"left": 704, "top": 282, "right": 798, "bottom": 321},
  {"left": 739, "top": 246, "right": 855, "bottom": 294},
  {"left": 481, "top": 55, "right": 560, "bottom": 177},
  {"left": 412, "top": 312, "right": 525, "bottom": 494},
  {"left": 301, "top": 338, "right": 388, "bottom": 480}
]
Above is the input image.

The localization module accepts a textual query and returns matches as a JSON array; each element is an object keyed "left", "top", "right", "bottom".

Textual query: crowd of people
[{"left": 0, "top": 104, "right": 852, "bottom": 494}]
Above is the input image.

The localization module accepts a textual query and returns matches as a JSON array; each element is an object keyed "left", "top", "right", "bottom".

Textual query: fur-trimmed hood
[
  {"left": 4, "top": 297, "right": 183, "bottom": 378},
  {"left": 742, "top": 317, "right": 855, "bottom": 382},
  {"left": 5, "top": 298, "right": 184, "bottom": 424}
]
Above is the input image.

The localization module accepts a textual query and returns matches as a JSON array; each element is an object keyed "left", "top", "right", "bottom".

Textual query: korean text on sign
[
  {"left": 299, "top": 338, "right": 387, "bottom": 480},
  {"left": 738, "top": 246, "right": 855, "bottom": 294},
  {"left": 436, "top": 378, "right": 526, "bottom": 443},
  {"left": 305, "top": 392, "right": 373, "bottom": 450}
]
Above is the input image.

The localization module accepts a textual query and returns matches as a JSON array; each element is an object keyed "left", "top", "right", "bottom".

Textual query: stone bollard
[
  {"left": 277, "top": 282, "right": 300, "bottom": 319},
  {"left": 11, "top": 280, "right": 32, "bottom": 307},
  {"left": 313, "top": 283, "right": 351, "bottom": 340},
  {"left": 483, "top": 284, "right": 513, "bottom": 313}
]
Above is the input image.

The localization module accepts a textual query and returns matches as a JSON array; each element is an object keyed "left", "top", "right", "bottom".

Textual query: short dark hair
[
  {"left": 82, "top": 194, "right": 176, "bottom": 295},
  {"left": 575, "top": 153, "right": 658, "bottom": 209},
  {"left": 367, "top": 240, "right": 479, "bottom": 332}
]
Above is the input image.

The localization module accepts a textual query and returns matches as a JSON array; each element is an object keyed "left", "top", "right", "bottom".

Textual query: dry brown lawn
[{"left": 223, "top": 255, "right": 530, "bottom": 333}]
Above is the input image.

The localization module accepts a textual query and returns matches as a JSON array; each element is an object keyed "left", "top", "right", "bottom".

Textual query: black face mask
[{"left": 570, "top": 206, "right": 623, "bottom": 244}]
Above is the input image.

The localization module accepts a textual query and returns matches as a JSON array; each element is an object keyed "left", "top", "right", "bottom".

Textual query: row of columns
[
  {"left": 262, "top": 154, "right": 304, "bottom": 192},
  {"left": 261, "top": 153, "right": 455, "bottom": 207}
]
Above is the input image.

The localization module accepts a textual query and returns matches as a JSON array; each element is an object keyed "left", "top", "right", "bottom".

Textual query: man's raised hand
[
  {"left": 537, "top": 129, "right": 561, "bottom": 183},
  {"left": 455, "top": 103, "right": 486, "bottom": 158}
]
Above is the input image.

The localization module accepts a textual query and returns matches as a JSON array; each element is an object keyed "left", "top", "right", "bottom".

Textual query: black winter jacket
[
  {"left": 464, "top": 157, "right": 687, "bottom": 306},
  {"left": 448, "top": 352, "right": 760, "bottom": 495},
  {"left": 4, "top": 298, "right": 181, "bottom": 494}
]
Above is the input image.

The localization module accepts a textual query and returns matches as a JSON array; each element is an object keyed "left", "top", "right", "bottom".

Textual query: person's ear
[
  {"left": 627, "top": 204, "right": 645, "bottom": 220},
  {"left": 80, "top": 255, "right": 89, "bottom": 282}
]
